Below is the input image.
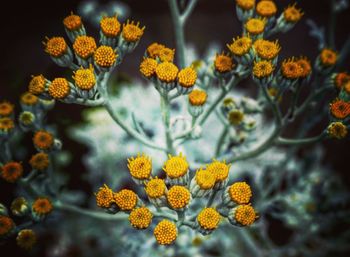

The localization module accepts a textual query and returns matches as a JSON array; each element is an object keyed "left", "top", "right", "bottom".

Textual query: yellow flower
[
  {"left": 178, "top": 66, "right": 197, "bottom": 88},
  {"left": 32, "top": 197, "right": 53, "bottom": 216},
  {"left": 284, "top": 3, "right": 304, "bottom": 23},
  {"left": 0, "top": 101, "right": 14, "bottom": 116},
  {"left": 296, "top": 56, "right": 312, "bottom": 78},
  {"left": 245, "top": 18, "right": 266, "bottom": 35},
  {"left": 227, "top": 36, "right": 252, "bottom": 56},
  {"left": 229, "top": 182, "right": 252, "bottom": 204},
  {"left": 163, "top": 153, "right": 189, "bottom": 179},
  {"left": 197, "top": 208, "right": 221, "bottom": 230},
  {"left": 20, "top": 92, "right": 38, "bottom": 106},
  {"left": 167, "top": 185, "right": 190, "bottom": 209},
  {"left": 159, "top": 47, "right": 175, "bottom": 62},
  {"left": 195, "top": 169, "right": 216, "bottom": 190},
  {"left": 253, "top": 60, "right": 274, "bottom": 78},
  {"left": 0, "top": 215, "right": 15, "bottom": 237},
  {"left": 320, "top": 48, "right": 337, "bottom": 66},
  {"left": 129, "top": 207, "right": 153, "bottom": 229},
  {"left": 334, "top": 72, "right": 350, "bottom": 89},
  {"left": 127, "top": 154, "right": 152, "bottom": 180},
  {"left": 188, "top": 89, "right": 207, "bottom": 106},
  {"left": 235, "top": 0, "right": 255, "bottom": 10},
  {"left": 1, "top": 161, "right": 23, "bottom": 183},
  {"left": 114, "top": 189, "right": 138, "bottom": 211},
  {"left": 139, "top": 58, "right": 158, "bottom": 78},
  {"left": 63, "top": 12, "right": 82, "bottom": 31},
  {"left": 28, "top": 75, "right": 46, "bottom": 95},
  {"left": 29, "top": 152, "right": 50, "bottom": 171},
  {"left": 253, "top": 39, "right": 280, "bottom": 60},
  {"left": 281, "top": 58, "right": 303, "bottom": 79},
  {"left": 0, "top": 117, "right": 14, "bottom": 132},
  {"left": 95, "top": 184, "right": 115, "bottom": 208},
  {"left": 327, "top": 122, "right": 347, "bottom": 139},
  {"left": 146, "top": 42, "right": 165, "bottom": 58},
  {"left": 94, "top": 45, "right": 117, "bottom": 68},
  {"left": 33, "top": 130, "right": 54, "bottom": 151},
  {"left": 145, "top": 177, "right": 166, "bottom": 198},
  {"left": 11, "top": 197, "right": 28, "bottom": 216},
  {"left": 48, "top": 78, "right": 70, "bottom": 99},
  {"left": 100, "top": 15, "right": 121, "bottom": 37},
  {"left": 122, "top": 20, "right": 145, "bottom": 42},
  {"left": 73, "top": 65, "right": 96, "bottom": 90},
  {"left": 214, "top": 53, "right": 235, "bottom": 73},
  {"left": 43, "top": 37, "right": 67, "bottom": 57},
  {"left": 228, "top": 109, "right": 244, "bottom": 125},
  {"left": 73, "top": 36, "right": 97, "bottom": 59},
  {"left": 154, "top": 220, "right": 177, "bottom": 245},
  {"left": 234, "top": 204, "right": 257, "bottom": 226},
  {"left": 16, "top": 229, "right": 37, "bottom": 250},
  {"left": 155, "top": 62, "right": 179, "bottom": 83},
  {"left": 256, "top": 0, "right": 277, "bottom": 17},
  {"left": 206, "top": 160, "right": 230, "bottom": 183}
]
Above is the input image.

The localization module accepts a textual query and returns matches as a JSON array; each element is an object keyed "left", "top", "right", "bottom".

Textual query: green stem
[
  {"left": 161, "top": 93, "right": 176, "bottom": 155},
  {"left": 215, "top": 126, "right": 229, "bottom": 157},
  {"left": 276, "top": 131, "right": 327, "bottom": 146}
]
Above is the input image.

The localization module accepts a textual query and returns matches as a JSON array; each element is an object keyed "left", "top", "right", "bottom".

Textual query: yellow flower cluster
[
  {"left": 73, "top": 66, "right": 96, "bottom": 90},
  {"left": 163, "top": 154, "right": 189, "bottom": 179},
  {"left": 127, "top": 154, "right": 152, "bottom": 180},
  {"left": 122, "top": 20, "right": 145, "bottom": 42},
  {"left": 197, "top": 208, "right": 221, "bottom": 230},
  {"left": 129, "top": 207, "right": 153, "bottom": 229},
  {"left": 229, "top": 182, "right": 252, "bottom": 204},
  {"left": 48, "top": 78, "right": 70, "bottom": 99},
  {"left": 94, "top": 45, "right": 117, "bottom": 68},
  {"left": 206, "top": 160, "right": 231, "bottom": 183},
  {"left": 100, "top": 15, "right": 121, "bottom": 37},
  {"left": 153, "top": 220, "right": 177, "bottom": 245},
  {"left": 188, "top": 89, "right": 207, "bottom": 106},
  {"left": 145, "top": 177, "right": 166, "bottom": 198},
  {"left": 195, "top": 169, "right": 216, "bottom": 189},
  {"left": 234, "top": 204, "right": 257, "bottom": 226},
  {"left": 73, "top": 36, "right": 97, "bottom": 59},
  {"left": 214, "top": 53, "right": 235, "bottom": 73},
  {"left": 167, "top": 185, "right": 191, "bottom": 209}
]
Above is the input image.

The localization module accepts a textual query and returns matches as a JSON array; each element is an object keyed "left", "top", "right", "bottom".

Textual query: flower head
[
  {"left": 0, "top": 117, "right": 14, "bottom": 132},
  {"left": 19, "top": 111, "right": 35, "bottom": 126},
  {"left": 206, "top": 160, "right": 230, "bottom": 183},
  {"left": 283, "top": 3, "right": 303, "bottom": 23},
  {"left": 0, "top": 101, "right": 14, "bottom": 117},
  {"left": 1, "top": 161, "right": 23, "bottom": 183},
  {"left": 328, "top": 122, "right": 348, "bottom": 139},
  {"left": 253, "top": 39, "right": 280, "bottom": 60},
  {"left": 20, "top": 92, "right": 38, "bottom": 106},
  {"left": 245, "top": 18, "right": 266, "bottom": 35},
  {"left": 127, "top": 154, "right": 152, "bottom": 180},
  {"left": 73, "top": 36, "right": 97, "bottom": 59},
  {"left": 94, "top": 45, "right": 117, "bottom": 68},
  {"left": 73, "top": 65, "right": 96, "bottom": 90},
  {"left": 163, "top": 153, "right": 189, "bottom": 179},
  {"left": 188, "top": 89, "right": 207, "bottom": 106},
  {"left": 227, "top": 36, "right": 252, "bottom": 56},
  {"left": 228, "top": 109, "right": 244, "bottom": 125},
  {"left": 296, "top": 56, "right": 312, "bottom": 78},
  {"left": 178, "top": 66, "right": 197, "bottom": 88},
  {"left": 214, "top": 53, "right": 235, "bottom": 73},
  {"left": 100, "top": 15, "right": 121, "bottom": 37},
  {"left": 44, "top": 37, "right": 67, "bottom": 57},
  {"left": 145, "top": 177, "right": 166, "bottom": 198},
  {"left": 33, "top": 130, "right": 54, "bottom": 151},
  {"left": 197, "top": 208, "right": 221, "bottom": 230},
  {"left": 16, "top": 229, "right": 37, "bottom": 250},
  {"left": 29, "top": 152, "right": 50, "bottom": 171},
  {"left": 129, "top": 207, "right": 153, "bottom": 229},
  {"left": 28, "top": 75, "right": 46, "bottom": 95},
  {"left": 11, "top": 197, "right": 28, "bottom": 216},
  {"left": 32, "top": 197, "right": 53, "bottom": 216},
  {"left": 48, "top": 78, "right": 70, "bottom": 99},
  {"left": 167, "top": 185, "right": 191, "bottom": 209},
  {"left": 236, "top": 0, "right": 255, "bottom": 10},
  {"left": 330, "top": 99, "right": 350, "bottom": 119},
  {"left": 139, "top": 58, "right": 158, "bottom": 78},
  {"left": 229, "top": 182, "right": 252, "bottom": 204},
  {"left": 63, "top": 12, "right": 82, "bottom": 31},
  {"left": 253, "top": 60, "right": 274, "bottom": 78},
  {"left": 256, "top": 0, "right": 277, "bottom": 17},
  {"left": 114, "top": 189, "right": 138, "bottom": 211},
  {"left": 320, "top": 48, "right": 337, "bottom": 67},
  {"left": 281, "top": 58, "right": 303, "bottom": 79},
  {"left": 195, "top": 169, "right": 216, "bottom": 190},
  {"left": 155, "top": 62, "right": 179, "bottom": 83},
  {"left": 234, "top": 204, "right": 257, "bottom": 226},
  {"left": 146, "top": 43, "right": 165, "bottom": 58},
  {"left": 122, "top": 20, "right": 145, "bottom": 42},
  {"left": 95, "top": 184, "right": 115, "bottom": 208},
  {"left": 334, "top": 72, "right": 350, "bottom": 89},
  {"left": 159, "top": 47, "right": 175, "bottom": 62},
  {"left": 0, "top": 215, "right": 15, "bottom": 237},
  {"left": 154, "top": 220, "right": 177, "bottom": 245}
]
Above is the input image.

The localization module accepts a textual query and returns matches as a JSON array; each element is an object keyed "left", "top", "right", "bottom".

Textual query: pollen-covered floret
[
  {"left": 329, "top": 99, "right": 350, "bottom": 119},
  {"left": 139, "top": 58, "right": 158, "bottom": 78},
  {"left": 188, "top": 89, "right": 207, "bottom": 106},
  {"left": 235, "top": 0, "right": 255, "bottom": 10},
  {"left": 334, "top": 72, "right": 350, "bottom": 89},
  {"left": 20, "top": 92, "right": 38, "bottom": 106},
  {"left": 163, "top": 154, "right": 189, "bottom": 178},
  {"left": 16, "top": 229, "right": 37, "bottom": 250},
  {"left": 28, "top": 75, "right": 46, "bottom": 95},
  {"left": 227, "top": 36, "right": 252, "bottom": 56},
  {"left": 253, "top": 39, "right": 280, "bottom": 60},
  {"left": 100, "top": 15, "right": 121, "bottom": 37},
  {"left": 167, "top": 185, "right": 190, "bottom": 209},
  {"left": 129, "top": 207, "right": 153, "bottom": 229},
  {"left": 0, "top": 215, "right": 15, "bottom": 237},
  {"left": 296, "top": 56, "right": 312, "bottom": 78},
  {"left": 281, "top": 58, "right": 303, "bottom": 79},
  {"left": 114, "top": 189, "right": 138, "bottom": 211},
  {"left": 206, "top": 160, "right": 230, "bottom": 183},
  {"left": 1, "top": 161, "right": 23, "bottom": 183},
  {"left": 283, "top": 3, "right": 304, "bottom": 23},
  {"left": 33, "top": 130, "right": 54, "bottom": 151},
  {"left": 44, "top": 37, "right": 67, "bottom": 57},
  {"left": 229, "top": 182, "right": 252, "bottom": 204},
  {"left": 145, "top": 177, "right": 166, "bottom": 198},
  {"left": 178, "top": 66, "right": 197, "bottom": 87},
  {"left": 63, "top": 12, "right": 83, "bottom": 31},
  {"left": 228, "top": 109, "right": 244, "bottom": 125},
  {"left": 245, "top": 18, "right": 266, "bottom": 35},
  {"left": 32, "top": 197, "right": 53, "bottom": 216},
  {"left": 155, "top": 62, "right": 179, "bottom": 83},
  {"left": 95, "top": 184, "right": 115, "bottom": 208},
  {"left": 159, "top": 47, "right": 175, "bottom": 62},
  {"left": 146, "top": 42, "right": 165, "bottom": 58},
  {"left": 195, "top": 169, "right": 216, "bottom": 190},
  {"left": 48, "top": 78, "right": 70, "bottom": 99},
  {"left": 327, "top": 122, "right": 348, "bottom": 139},
  {"left": 0, "top": 117, "right": 14, "bottom": 132},
  {"left": 73, "top": 66, "right": 96, "bottom": 90},
  {"left": 0, "top": 101, "right": 14, "bottom": 117},
  {"left": 122, "top": 20, "right": 145, "bottom": 42},
  {"left": 256, "top": 0, "right": 277, "bottom": 17},
  {"left": 73, "top": 36, "right": 97, "bottom": 59},
  {"left": 320, "top": 48, "right": 337, "bottom": 66},
  {"left": 154, "top": 220, "right": 177, "bottom": 245},
  {"left": 127, "top": 154, "right": 152, "bottom": 180},
  {"left": 253, "top": 60, "right": 274, "bottom": 78},
  {"left": 94, "top": 45, "right": 117, "bottom": 68},
  {"left": 234, "top": 204, "right": 257, "bottom": 226},
  {"left": 197, "top": 208, "right": 221, "bottom": 230},
  {"left": 214, "top": 53, "right": 235, "bottom": 73},
  {"left": 29, "top": 152, "right": 50, "bottom": 171}
]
